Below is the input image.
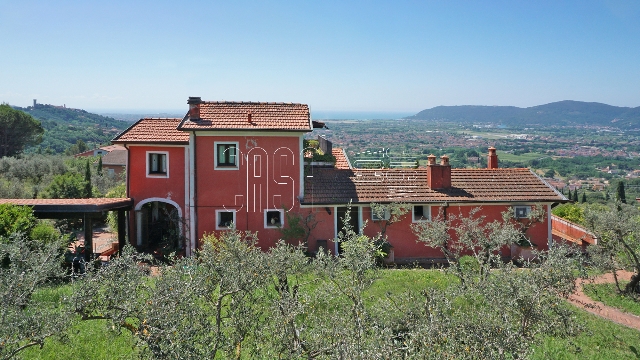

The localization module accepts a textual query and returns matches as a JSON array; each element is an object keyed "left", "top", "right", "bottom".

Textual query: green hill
[
  {"left": 12, "top": 104, "right": 132, "bottom": 153},
  {"left": 407, "top": 100, "right": 640, "bottom": 129}
]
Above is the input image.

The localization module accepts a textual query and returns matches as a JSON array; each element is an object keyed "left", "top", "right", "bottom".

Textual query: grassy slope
[
  {"left": 20, "top": 269, "right": 640, "bottom": 359},
  {"left": 533, "top": 308, "right": 640, "bottom": 359},
  {"left": 583, "top": 282, "right": 640, "bottom": 317}
]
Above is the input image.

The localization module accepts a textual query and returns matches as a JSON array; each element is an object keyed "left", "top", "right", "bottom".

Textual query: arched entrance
[{"left": 135, "top": 198, "right": 184, "bottom": 256}]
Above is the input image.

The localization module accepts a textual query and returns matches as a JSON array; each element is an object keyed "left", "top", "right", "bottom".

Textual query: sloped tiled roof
[
  {"left": 112, "top": 118, "right": 189, "bottom": 144},
  {"left": 332, "top": 148, "right": 351, "bottom": 169},
  {"left": 101, "top": 149, "right": 127, "bottom": 166},
  {"left": 302, "top": 168, "right": 567, "bottom": 205},
  {"left": 178, "top": 102, "right": 311, "bottom": 131}
]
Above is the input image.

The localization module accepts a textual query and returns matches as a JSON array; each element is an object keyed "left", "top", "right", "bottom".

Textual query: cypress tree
[
  {"left": 84, "top": 159, "right": 92, "bottom": 198},
  {"left": 581, "top": 192, "right": 587, "bottom": 203},
  {"left": 97, "top": 156, "right": 103, "bottom": 175},
  {"left": 617, "top": 181, "right": 626, "bottom": 204},
  {"left": 573, "top": 189, "right": 579, "bottom": 202},
  {"left": 567, "top": 188, "right": 572, "bottom": 200}
]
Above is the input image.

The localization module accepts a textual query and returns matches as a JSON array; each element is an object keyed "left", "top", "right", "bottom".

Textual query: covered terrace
[{"left": 0, "top": 198, "right": 133, "bottom": 261}]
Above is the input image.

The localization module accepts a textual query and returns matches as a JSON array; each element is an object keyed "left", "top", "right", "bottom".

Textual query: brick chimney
[
  {"left": 427, "top": 154, "right": 452, "bottom": 189},
  {"left": 187, "top": 97, "right": 202, "bottom": 120},
  {"left": 488, "top": 146, "right": 498, "bottom": 169}
]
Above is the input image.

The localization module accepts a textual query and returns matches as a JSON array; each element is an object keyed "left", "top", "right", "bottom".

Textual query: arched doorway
[{"left": 135, "top": 198, "right": 184, "bottom": 257}]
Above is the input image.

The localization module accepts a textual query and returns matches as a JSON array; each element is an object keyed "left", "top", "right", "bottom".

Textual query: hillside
[
  {"left": 407, "top": 100, "right": 640, "bottom": 129},
  {"left": 12, "top": 104, "right": 131, "bottom": 153}
]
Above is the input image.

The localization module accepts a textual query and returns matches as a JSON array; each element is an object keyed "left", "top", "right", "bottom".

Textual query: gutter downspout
[
  {"left": 547, "top": 203, "right": 552, "bottom": 249},
  {"left": 189, "top": 132, "right": 197, "bottom": 255},
  {"left": 125, "top": 144, "right": 131, "bottom": 248}
]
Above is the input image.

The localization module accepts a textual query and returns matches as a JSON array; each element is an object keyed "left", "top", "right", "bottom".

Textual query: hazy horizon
[{"left": 2, "top": 1, "right": 639, "bottom": 112}]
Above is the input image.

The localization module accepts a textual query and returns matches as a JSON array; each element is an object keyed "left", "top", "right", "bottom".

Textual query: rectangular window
[
  {"left": 371, "top": 208, "right": 390, "bottom": 221},
  {"left": 146, "top": 151, "right": 169, "bottom": 177},
  {"left": 216, "top": 210, "right": 236, "bottom": 230},
  {"left": 514, "top": 206, "right": 531, "bottom": 219},
  {"left": 215, "top": 142, "right": 238, "bottom": 169},
  {"left": 265, "top": 209, "right": 284, "bottom": 228},
  {"left": 412, "top": 205, "right": 430, "bottom": 222}
]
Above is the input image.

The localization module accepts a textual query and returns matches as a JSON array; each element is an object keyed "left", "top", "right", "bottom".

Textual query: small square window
[
  {"left": 265, "top": 209, "right": 284, "bottom": 228},
  {"left": 371, "top": 208, "right": 390, "bottom": 221},
  {"left": 147, "top": 151, "right": 168, "bottom": 177},
  {"left": 413, "top": 205, "right": 430, "bottom": 222},
  {"left": 514, "top": 206, "right": 531, "bottom": 219},
  {"left": 216, "top": 210, "right": 236, "bottom": 230},
  {"left": 215, "top": 142, "right": 238, "bottom": 169}
]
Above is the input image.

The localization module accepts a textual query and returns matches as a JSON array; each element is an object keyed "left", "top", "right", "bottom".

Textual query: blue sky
[{"left": 1, "top": 0, "right": 639, "bottom": 114}]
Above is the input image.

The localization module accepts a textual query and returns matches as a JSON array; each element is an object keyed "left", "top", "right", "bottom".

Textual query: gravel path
[{"left": 568, "top": 270, "right": 640, "bottom": 331}]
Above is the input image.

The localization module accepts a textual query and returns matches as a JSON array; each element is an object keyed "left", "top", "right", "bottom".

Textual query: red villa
[{"left": 112, "top": 97, "right": 568, "bottom": 263}]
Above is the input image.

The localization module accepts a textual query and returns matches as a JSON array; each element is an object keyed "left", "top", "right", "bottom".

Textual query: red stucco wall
[
  {"left": 127, "top": 145, "right": 187, "bottom": 245},
  {"left": 193, "top": 134, "right": 302, "bottom": 249},
  {"left": 301, "top": 204, "right": 550, "bottom": 262}
]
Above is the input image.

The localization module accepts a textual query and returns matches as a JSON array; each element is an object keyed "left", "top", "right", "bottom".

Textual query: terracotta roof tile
[
  {"left": 112, "top": 118, "right": 189, "bottom": 144},
  {"left": 332, "top": 148, "right": 351, "bottom": 169},
  {"left": 101, "top": 149, "right": 127, "bottom": 166},
  {"left": 178, "top": 102, "right": 311, "bottom": 131},
  {"left": 0, "top": 198, "right": 133, "bottom": 212},
  {"left": 0, "top": 198, "right": 131, "bottom": 206},
  {"left": 302, "top": 168, "right": 567, "bottom": 205}
]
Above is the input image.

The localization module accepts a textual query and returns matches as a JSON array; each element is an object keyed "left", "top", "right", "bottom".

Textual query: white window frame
[
  {"left": 371, "top": 208, "right": 391, "bottom": 221},
  {"left": 214, "top": 141, "right": 239, "bottom": 170},
  {"left": 264, "top": 209, "right": 285, "bottom": 228},
  {"left": 412, "top": 205, "right": 431, "bottom": 222},
  {"left": 215, "top": 209, "right": 236, "bottom": 230},
  {"left": 146, "top": 151, "right": 169, "bottom": 178},
  {"left": 514, "top": 205, "right": 531, "bottom": 219}
]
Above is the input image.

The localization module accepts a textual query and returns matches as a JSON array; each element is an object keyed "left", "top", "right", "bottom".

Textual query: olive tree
[
  {"left": 585, "top": 202, "right": 640, "bottom": 295},
  {"left": 411, "top": 206, "right": 545, "bottom": 283},
  {"left": 380, "top": 243, "right": 584, "bottom": 359},
  {"left": 73, "top": 229, "right": 270, "bottom": 359},
  {"left": 0, "top": 235, "right": 68, "bottom": 360}
]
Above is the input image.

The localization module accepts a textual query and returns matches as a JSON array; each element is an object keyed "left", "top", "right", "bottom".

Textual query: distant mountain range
[
  {"left": 13, "top": 104, "right": 131, "bottom": 153},
  {"left": 406, "top": 100, "right": 640, "bottom": 129}
]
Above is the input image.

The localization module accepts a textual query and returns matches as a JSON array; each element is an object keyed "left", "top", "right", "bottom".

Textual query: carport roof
[{"left": 0, "top": 198, "right": 133, "bottom": 214}]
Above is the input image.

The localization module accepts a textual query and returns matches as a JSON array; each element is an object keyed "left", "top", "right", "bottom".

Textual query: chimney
[
  {"left": 187, "top": 97, "right": 202, "bottom": 120},
  {"left": 247, "top": 111, "right": 252, "bottom": 123},
  {"left": 427, "top": 154, "right": 452, "bottom": 189},
  {"left": 488, "top": 146, "right": 498, "bottom": 169}
]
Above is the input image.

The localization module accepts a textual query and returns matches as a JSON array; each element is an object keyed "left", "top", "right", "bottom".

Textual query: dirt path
[{"left": 568, "top": 270, "right": 640, "bottom": 331}]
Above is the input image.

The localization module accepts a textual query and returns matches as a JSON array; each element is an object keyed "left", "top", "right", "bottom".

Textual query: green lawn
[
  {"left": 18, "top": 269, "right": 640, "bottom": 359},
  {"left": 497, "top": 151, "right": 546, "bottom": 162},
  {"left": 583, "top": 282, "right": 640, "bottom": 317},
  {"left": 532, "top": 307, "right": 640, "bottom": 359}
]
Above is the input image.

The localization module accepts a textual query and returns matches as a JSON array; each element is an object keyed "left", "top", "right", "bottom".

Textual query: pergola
[{"left": 0, "top": 198, "right": 133, "bottom": 261}]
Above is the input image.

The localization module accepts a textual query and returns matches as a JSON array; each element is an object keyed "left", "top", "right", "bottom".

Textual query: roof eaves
[
  {"left": 111, "top": 118, "right": 146, "bottom": 143},
  {"left": 529, "top": 169, "right": 569, "bottom": 202}
]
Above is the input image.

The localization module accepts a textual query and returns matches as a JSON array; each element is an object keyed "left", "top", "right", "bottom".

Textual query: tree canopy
[{"left": 0, "top": 104, "right": 44, "bottom": 157}]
